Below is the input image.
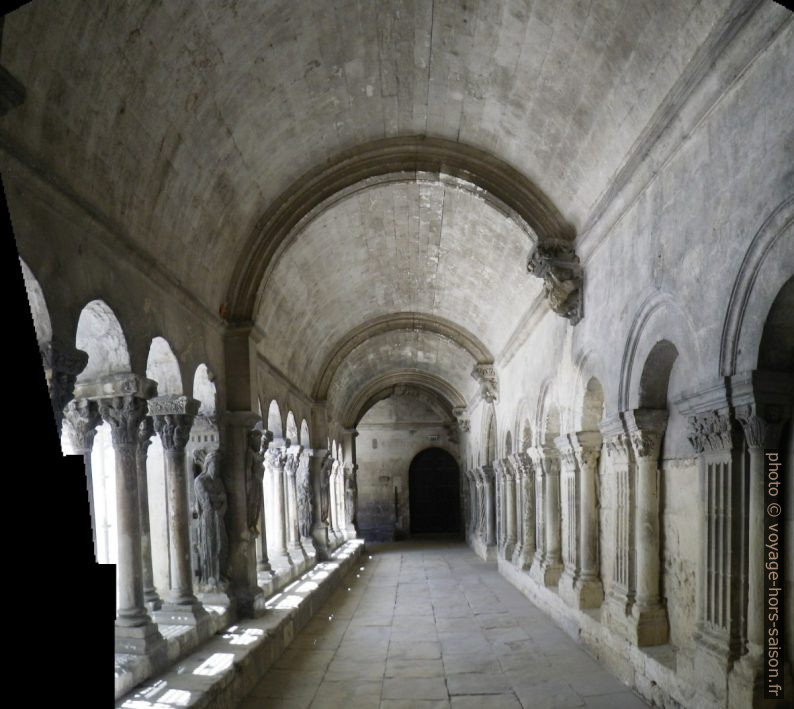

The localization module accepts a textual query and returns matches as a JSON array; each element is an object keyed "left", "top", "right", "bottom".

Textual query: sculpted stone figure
[
  {"left": 194, "top": 450, "right": 228, "bottom": 590},
  {"left": 245, "top": 427, "right": 265, "bottom": 534},
  {"left": 297, "top": 453, "right": 312, "bottom": 537},
  {"left": 319, "top": 454, "right": 334, "bottom": 525},
  {"left": 344, "top": 465, "right": 357, "bottom": 527}
]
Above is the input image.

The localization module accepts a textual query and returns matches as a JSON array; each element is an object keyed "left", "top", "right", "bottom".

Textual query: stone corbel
[
  {"left": 41, "top": 339, "right": 89, "bottom": 434},
  {"left": 526, "top": 240, "right": 582, "bottom": 324},
  {"left": 451, "top": 407, "right": 470, "bottom": 432},
  {"left": 471, "top": 364, "right": 498, "bottom": 404}
]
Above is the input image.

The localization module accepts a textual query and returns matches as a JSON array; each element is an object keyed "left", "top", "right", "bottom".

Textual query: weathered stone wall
[{"left": 356, "top": 393, "right": 459, "bottom": 541}]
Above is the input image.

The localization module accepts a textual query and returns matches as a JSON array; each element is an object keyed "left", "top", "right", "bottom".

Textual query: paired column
[
  {"left": 481, "top": 465, "right": 496, "bottom": 547},
  {"left": 253, "top": 428, "right": 274, "bottom": 575},
  {"left": 135, "top": 416, "right": 162, "bottom": 611},
  {"left": 77, "top": 373, "right": 165, "bottom": 655},
  {"left": 529, "top": 446, "right": 562, "bottom": 586},
  {"left": 62, "top": 398, "right": 102, "bottom": 562},
  {"left": 555, "top": 435, "right": 580, "bottom": 602},
  {"left": 149, "top": 395, "right": 208, "bottom": 627},
  {"left": 503, "top": 459, "right": 517, "bottom": 560},
  {"left": 625, "top": 409, "right": 669, "bottom": 645},
  {"left": 264, "top": 442, "right": 293, "bottom": 569},
  {"left": 513, "top": 452, "right": 535, "bottom": 569},
  {"left": 285, "top": 445, "right": 308, "bottom": 564},
  {"left": 572, "top": 432, "right": 604, "bottom": 607}
]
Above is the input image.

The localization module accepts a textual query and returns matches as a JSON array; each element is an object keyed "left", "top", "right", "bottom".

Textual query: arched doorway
[{"left": 409, "top": 448, "right": 461, "bottom": 534}]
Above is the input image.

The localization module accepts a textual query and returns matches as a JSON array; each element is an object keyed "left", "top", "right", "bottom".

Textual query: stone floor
[{"left": 240, "top": 539, "right": 649, "bottom": 708}]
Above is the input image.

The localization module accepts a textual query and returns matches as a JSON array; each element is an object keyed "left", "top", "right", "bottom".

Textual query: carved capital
[
  {"left": 686, "top": 411, "right": 739, "bottom": 454},
  {"left": 480, "top": 464, "right": 495, "bottom": 483},
  {"left": 629, "top": 429, "right": 663, "bottom": 460},
  {"left": 98, "top": 395, "right": 149, "bottom": 447},
  {"left": 604, "top": 433, "right": 631, "bottom": 462},
  {"left": 62, "top": 398, "right": 102, "bottom": 454},
  {"left": 735, "top": 404, "right": 785, "bottom": 449},
  {"left": 149, "top": 396, "right": 199, "bottom": 451},
  {"left": 471, "top": 364, "right": 499, "bottom": 404},
  {"left": 527, "top": 241, "right": 582, "bottom": 324},
  {"left": 264, "top": 445, "right": 287, "bottom": 470},
  {"left": 285, "top": 451, "right": 300, "bottom": 478}
]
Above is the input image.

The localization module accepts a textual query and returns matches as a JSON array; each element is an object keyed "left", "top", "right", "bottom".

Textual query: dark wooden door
[{"left": 409, "top": 448, "right": 461, "bottom": 534}]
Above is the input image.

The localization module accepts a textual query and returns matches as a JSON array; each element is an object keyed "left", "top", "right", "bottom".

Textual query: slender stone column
[
  {"left": 493, "top": 461, "right": 503, "bottom": 549},
  {"left": 150, "top": 396, "right": 207, "bottom": 626},
  {"left": 510, "top": 455, "right": 524, "bottom": 566},
  {"left": 41, "top": 339, "right": 87, "bottom": 436},
  {"left": 135, "top": 416, "right": 162, "bottom": 611},
  {"left": 342, "top": 428, "right": 359, "bottom": 538},
  {"left": 529, "top": 449, "right": 546, "bottom": 574},
  {"left": 572, "top": 431, "right": 604, "bottom": 608},
  {"left": 503, "top": 459, "right": 517, "bottom": 560},
  {"left": 265, "top": 442, "right": 293, "bottom": 568},
  {"left": 529, "top": 446, "right": 562, "bottom": 586},
  {"left": 556, "top": 434, "right": 580, "bottom": 604},
  {"left": 482, "top": 464, "right": 496, "bottom": 547},
  {"left": 77, "top": 374, "right": 165, "bottom": 655},
  {"left": 285, "top": 445, "right": 307, "bottom": 565},
  {"left": 256, "top": 429, "right": 274, "bottom": 575},
  {"left": 335, "top": 459, "right": 346, "bottom": 539},
  {"left": 623, "top": 409, "right": 669, "bottom": 646},
  {"left": 62, "top": 398, "right": 102, "bottom": 561},
  {"left": 514, "top": 452, "right": 535, "bottom": 569},
  {"left": 328, "top": 459, "right": 342, "bottom": 544},
  {"left": 464, "top": 470, "right": 475, "bottom": 540}
]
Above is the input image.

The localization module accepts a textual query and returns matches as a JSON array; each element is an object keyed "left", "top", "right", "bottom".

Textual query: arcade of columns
[
  {"left": 46, "top": 345, "right": 360, "bottom": 657},
  {"left": 463, "top": 371, "right": 793, "bottom": 708}
]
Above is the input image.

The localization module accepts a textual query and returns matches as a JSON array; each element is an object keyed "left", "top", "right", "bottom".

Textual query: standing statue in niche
[
  {"left": 297, "top": 453, "right": 313, "bottom": 537},
  {"left": 194, "top": 449, "right": 228, "bottom": 591},
  {"left": 244, "top": 427, "right": 267, "bottom": 534},
  {"left": 344, "top": 465, "right": 357, "bottom": 528},
  {"left": 319, "top": 454, "right": 333, "bottom": 525}
]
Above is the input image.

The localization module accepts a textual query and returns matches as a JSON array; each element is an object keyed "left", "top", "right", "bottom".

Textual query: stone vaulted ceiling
[{"left": 2, "top": 0, "right": 735, "bottom": 413}]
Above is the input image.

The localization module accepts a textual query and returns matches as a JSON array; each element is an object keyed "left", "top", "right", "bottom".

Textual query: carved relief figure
[
  {"left": 344, "top": 464, "right": 357, "bottom": 527},
  {"left": 319, "top": 454, "right": 333, "bottom": 525},
  {"left": 245, "top": 427, "right": 265, "bottom": 534},
  {"left": 297, "top": 453, "right": 313, "bottom": 537},
  {"left": 194, "top": 450, "right": 228, "bottom": 590}
]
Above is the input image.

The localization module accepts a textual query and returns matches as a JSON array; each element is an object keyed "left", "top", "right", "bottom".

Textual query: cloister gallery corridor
[{"left": 239, "top": 540, "right": 648, "bottom": 709}]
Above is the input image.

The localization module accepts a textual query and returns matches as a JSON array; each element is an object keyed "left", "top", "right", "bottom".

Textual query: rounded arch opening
[
  {"left": 20, "top": 258, "right": 52, "bottom": 348},
  {"left": 408, "top": 447, "right": 461, "bottom": 535},
  {"left": 285, "top": 411, "right": 298, "bottom": 444},
  {"left": 75, "top": 300, "right": 131, "bottom": 382},
  {"left": 146, "top": 337, "right": 183, "bottom": 396},
  {"left": 267, "top": 400, "right": 283, "bottom": 439},
  {"left": 638, "top": 340, "right": 679, "bottom": 409},
  {"left": 582, "top": 377, "right": 605, "bottom": 431},
  {"left": 300, "top": 419, "right": 311, "bottom": 448},
  {"left": 758, "top": 275, "right": 794, "bottom": 373},
  {"left": 193, "top": 364, "right": 217, "bottom": 416}
]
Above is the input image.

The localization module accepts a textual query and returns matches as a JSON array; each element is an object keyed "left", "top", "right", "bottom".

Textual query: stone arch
[
  {"left": 267, "top": 400, "right": 283, "bottom": 439},
  {"left": 300, "top": 419, "right": 311, "bottom": 448},
  {"left": 75, "top": 300, "right": 131, "bottom": 382},
  {"left": 720, "top": 195, "right": 794, "bottom": 376},
  {"left": 637, "top": 341, "right": 679, "bottom": 410},
  {"left": 581, "top": 377, "right": 606, "bottom": 432},
  {"left": 757, "top": 275, "right": 793, "bottom": 374},
  {"left": 193, "top": 364, "right": 217, "bottom": 416},
  {"left": 285, "top": 411, "right": 298, "bottom": 444},
  {"left": 19, "top": 257, "right": 52, "bottom": 348},
  {"left": 226, "top": 136, "right": 574, "bottom": 322},
  {"left": 145, "top": 337, "right": 183, "bottom": 396},
  {"left": 535, "top": 380, "right": 560, "bottom": 447},
  {"left": 573, "top": 349, "right": 608, "bottom": 428},
  {"left": 619, "top": 289, "right": 700, "bottom": 412}
]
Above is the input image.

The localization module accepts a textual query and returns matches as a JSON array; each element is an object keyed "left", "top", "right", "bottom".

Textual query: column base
[
  {"left": 144, "top": 589, "right": 163, "bottom": 613},
  {"left": 510, "top": 543, "right": 523, "bottom": 568},
  {"left": 345, "top": 524, "right": 358, "bottom": 539},
  {"left": 153, "top": 599, "right": 209, "bottom": 627},
  {"left": 693, "top": 626, "right": 736, "bottom": 703},
  {"left": 503, "top": 540, "right": 516, "bottom": 561},
  {"left": 603, "top": 595, "right": 668, "bottom": 646},
  {"left": 573, "top": 575, "right": 604, "bottom": 609},
  {"left": 312, "top": 523, "right": 330, "bottom": 560},
  {"left": 257, "top": 558, "right": 274, "bottom": 573},
  {"left": 115, "top": 620, "right": 166, "bottom": 656},
  {"left": 530, "top": 557, "right": 562, "bottom": 586},
  {"left": 301, "top": 536, "right": 318, "bottom": 562},
  {"left": 557, "top": 568, "right": 578, "bottom": 606}
]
